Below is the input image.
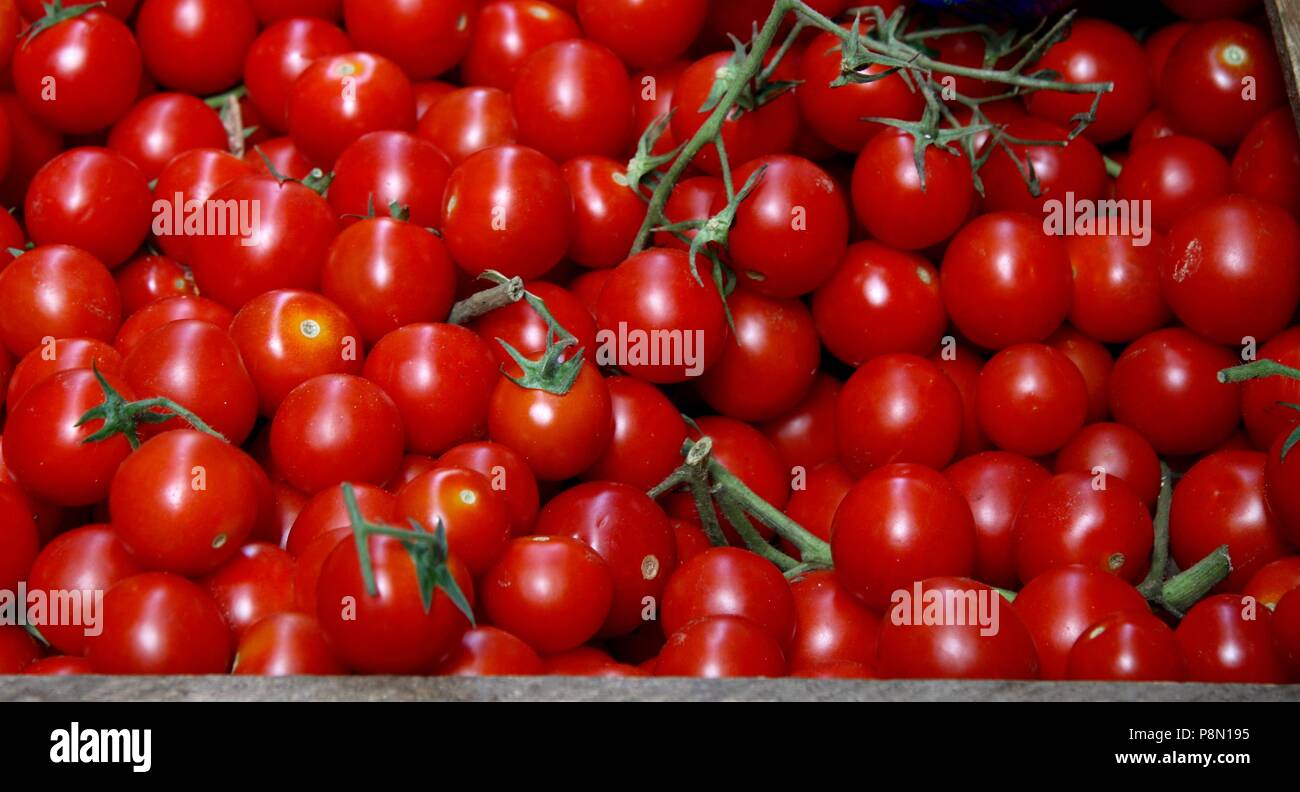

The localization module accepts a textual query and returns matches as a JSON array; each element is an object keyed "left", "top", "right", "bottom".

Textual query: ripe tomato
[
  {"left": 1056, "top": 423, "right": 1162, "bottom": 509},
  {"left": 151, "top": 148, "right": 260, "bottom": 264},
  {"left": 1013, "top": 564, "right": 1148, "bottom": 679},
  {"left": 434, "top": 626, "right": 544, "bottom": 675},
  {"left": 244, "top": 17, "right": 353, "bottom": 132},
  {"left": 1265, "top": 433, "right": 1300, "bottom": 547},
  {"left": 1242, "top": 556, "right": 1300, "bottom": 609},
  {"left": 852, "top": 128, "right": 975, "bottom": 251},
  {"left": 322, "top": 219, "right": 456, "bottom": 344},
  {"left": 188, "top": 174, "right": 339, "bottom": 310},
  {"left": 759, "top": 372, "right": 840, "bottom": 473},
  {"left": 328, "top": 132, "right": 451, "bottom": 231},
  {"left": 831, "top": 463, "right": 977, "bottom": 611},
  {"left": 696, "top": 289, "right": 819, "bottom": 422},
  {"left": 1108, "top": 328, "right": 1241, "bottom": 457},
  {"left": 979, "top": 118, "right": 1106, "bottom": 215},
  {"left": 442, "top": 145, "right": 573, "bottom": 279},
  {"left": 122, "top": 319, "right": 259, "bottom": 444},
  {"left": 232, "top": 613, "right": 344, "bottom": 675},
  {"left": 471, "top": 282, "right": 598, "bottom": 368},
  {"left": 316, "top": 531, "right": 474, "bottom": 673},
  {"left": 0, "top": 482, "right": 38, "bottom": 592},
  {"left": 245, "top": 137, "right": 316, "bottom": 181},
  {"left": 464, "top": 1, "right": 580, "bottom": 89},
  {"left": 271, "top": 374, "right": 405, "bottom": 494},
  {"left": 787, "top": 570, "right": 879, "bottom": 673},
  {"left": 416, "top": 87, "right": 518, "bottom": 166},
  {"left": 945, "top": 452, "right": 1051, "bottom": 589},
  {"left": 512, "top": 40, "right": 634, "bottom": 164},
  {"left": 662, "top": 546, "right": 793, "bottom": 647},
  {"left": 1115, "top": 136, "right": 1229, "bottom": 233},
  {"left": 1065, "top": 610, "right": 1187, "bottom": 682},
  {"left": 795, "top": 27, "right": 923, "bottom": 153},
  {"left": 940, "top": 212, "right": 1072, "bottom": 350},
  {"left": 1065, "top": 231, "right": 1171, "bottom": 344},
  {"left": 1049, "top": 326, "right": 1117, "bottom": 420},
  {"left": 1233, "top": 108, "right": 1300, "bottom": 218},
  {"left": 113, "top": 296, "right": 234, "bottom": 358},
  {"left": 136, "top": 0, "right": 258, "bottom": 95},
  {"left": 1025, "top": 18, "right": 1152, "bottom": 144},
  {"left": 0, "top": 246, "right": 121, "bottom": 357},
  {"left": 654, "top": 175, "right": 723, "bottom": 251},
  {"left": 655, "top": 615, "right": 786, "bottom": 677},
  {"left": 107, "top": 94, "right": 227, "bottom": 181},
  {"left": 1130, "top": 107, "right": 1178, "bottom": 149},
  {"left": 783, "top": 462, "right": 851, "bottom": 548},
  {"left": 286, "top": 483, "right": 393, "bottom": 556},
  {"left": 1175, "top": 593, "right": 1288, "bottom": 683},
  {"left": 11, "top": 7, "right": 141, "bottom": 134},
  {"left": 87, "top": 572, "right": 232, "bottom": 674},
  {"left": 25, "top": 148, "right": 152, "bottom": 269},
  {"left": 287, "top": 52, "right": 416, "bottom": 167},
  {"left": 229, "top": 290, "right": 364, "bottom": 416},
  {"left": 1170, "top": 450, "right": 1292, "bottom": 593},
  {"left": 0, "top": 625, "right": 40, "bottom": 674},
  {"left": 977, "top": 343, "right": 1088, "bottom": 457},
  {"left": 342, "top": 0, "right": 475, "bottom": 81},
  {"left": 1159, "top": 20, "right": 1284, "bottom": 148},
  {"left": 483, "top": 535, "right": 614, "bottom": 653},
  {"left": 577, "top": 0, "right": 705, "bottom": 69},
  {"left": 362, "top": 323, "right": 499, "bottom": 456},
  {"left": 395, "top": 467, "right": 511, "bottom": 576},
  {"left": 836, "top": 354, "right": 962, "bottom": 477},
  {"left": 1162, "top": 194, "right": 1300, "bottom": 346},
  {"left": 202, "top": 542, "right": 297, "bottom": 639},
  {"left": 2, "top": 369, "right": 135, "bottom": 506},
  {"left": 728, "top": 154, "right": 848, "bottom": 298},
  {"left": 535, "top": 481, "right": 677, "bottom": 637},
  {"left": 115, "top": 255, "right": 197, "bottom": 316},
  {"left": 437, "top": 441, "right": 539, "bottom": 536},
  {"left": 488, "top": 361, "right": 612, "bottom": 481},
  {"left": 582, "top": 375, "right": 688, "bottom": 491},
  {"left": 111, "top": 430, "right": 260, "bottom": 575},
  {"left": 563, "top": 155, "right": 646, "bottom": 269},
  {"left": 875, "top": 577, "right": 1040, "bottom": 680},
  {"left": 1272, "top": 588, "right": 1300, "bottom": 677},
  {"left": 1242, "top": 327, "right": 1300, "bottom": 449}
]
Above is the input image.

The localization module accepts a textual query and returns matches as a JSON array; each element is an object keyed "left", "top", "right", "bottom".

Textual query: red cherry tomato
[
  {"left": 1242, "top": 556, "right": 1300, "bottom": 609},
  {"left": 582, "top": 375, "right": 687, "bottom": 491},
  {"left": 562, "top": 155, "right": 646, "bottom": 269},
  {"left": 662, "top": 546, "right": 794, "bottom": 647},
  {"left": 1065, "top": 231, "right": 1171, "bottom": 344},
  {"left": 512, "top": 39, "right": 634, "bottom": 163},
  {"left": 232, "top": 612, "right": 344, "bottom": 675},
  {"left": 0, "top": 625, "right": 40, "bottom": 673},
  {"left": 328, "top": 132, "right": 452, "bottom": 230},
  {"left": 979, "top": 118, "right": 1106, "bottom": 215},
  {"left": 151, "top": 148, "right": 260, "bottom": 264},
  {"left": 945, "top": 451, "right": 1051, "bottom": 590},
  {"left": 788, "top": 570, "right": 879, "bottom": 673},
  {"left": 1115, "top": 136, "right": 1229, "bottom": 234},
  {"left": 25, "top": 148, "right": 152, "bottom": 269},
  {"left": 852, "top": 128, "right": 975, "bottom": 251},
  {"left": 1233, "top": 108, "right": 1300, "bottom": 218},
  {"left": 0, "top": 246, "right": 121, "bottom": 357},
  {"left": 782, "top": 462, "right": 851, "bottom": 547},
  {"left": 341, "top": 0, "right": 475, "bottom": 81},
  {"left": 1056, "top": 423, "right": 1162, "bottom": 509},
  {"left": 577, "top": 0, "right": 706, "bottom": 69},
  {"left": 488, "top": 361, "right": 612, "bottom": 481},
  {"left": 286, "top": 484, "right": 393, "bottom": 556},
  {"left": 395, "top": 467, "right": 512, "bottom": 576},
  {"left": 464, "top": 1, "right": 580, "bottom": 89},
  {"left": 87, "top": 572, "right": 232, "bottom": 674},
  {"left": 977, "top": 343, "right": 1088, "bottom": 458},
  {"left": 0, "top": 482, "right": 39, "bottom": 593},
  {"left": 1065, "top": 610, "right": 1187, "bottom": 682},
  {"left": 202, "top": 542, "right": 297, "bottom": 639},
  {"left": 113, "top": 296, "right": 234, "bottom": 358},
  {"left": 655, "top": 615, "right": 786, "bottom": 677},
  {"left": 437, "top": 440, "right": 540, "bottom": 536},
  {"left": 287, "top": 52, "right": 416, "bottom": 167},
  {"left": 759, "top": 372, "right": 840, "bottom": 473},
  {"left": 107, "top": 94, "right": 227, "bottom": 181},
  {"left": 434, "top": 626, "right": 544, "bottom": 675},
  {"left": 115, "top": 255, "right": 197, "bottom": 316},
  {"left": 136, "top": 0, "right": 258, "bottom": 95},
  {"left": 416, "top": 86, "right": 518, "bottom": 166},
  {"left": 244, "top": 17, "right": 353, "bottom": 132},
  {"left": 1175, "top": 593, "right": 1288, "bottom": 683}
]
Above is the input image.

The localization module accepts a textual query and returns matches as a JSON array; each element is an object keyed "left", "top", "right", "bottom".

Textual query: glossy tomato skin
[
  {"left": 151, "top": 148, "right": 259, "bottom": 263},
  {"left": 1242, "top": 327, "right": 1300, "bottom": 450},
  {"left": 285, "top": 484, "right": 393, "bottom": 557},
  {"left": 836, "top": 354, "right": 963, "bottom": 478},
  {"left": 655, "top": 615, "right": 786, "bottom": 678},
  {"left": 25, "top": 148, "right": 152, "bottom": 269},
  {"left": 788, "top": 570, "right": 879, "bottom": 673},
  {"left": 1108, "top": 329, "right": 1241, "bottom": 457},
  {"left": 1170, "top": 451, "right": 1292, "bottom": 593},
  {"left": 1065, "top": 231, "right": 1171, "bottom": 344},
  {"left": 1162, "top": 194, "right": 1300, "bottom": 346},
  {"left": 1242, "top": 556, "right": 1300, "bottom": 609},
  {"left": 1233, "top": 108, "right": 1300, "bottom": 218},
  {"left": 976, "top": 343, "right": 1088, "bottom": 458},
  {"left": 441, "top": 145, "right": 573, "bottom": 280},
  {"left": 1265, "top": 434, "right": 1300, "bottom": 547},
  {"left": 1115, "top": 136, "right": 1229, "bottom": 234},
  {"left": 0, "top": 246, "right": 121, "bottom": 357},
  {"left": 483, "top": 535, "right": 614, "bottom": 653},
  {"left": 229, "top": 290, "right": 364, "bottom": 416},
  {"left": 316, "top": 532, "right": 474, "bottom": 674},
  {"left": 782, "top": 463, "right": 852, "bottom": 548},
  {"left": 512, "top": 39, "right": 634, "bottom": 163},
  {"left": 852, "top": 128, "right": 975, "bottom": 250},
  {"left": 232, "top": 612, "right": 344, "bottom": 675},
  {"left": 437, "top": 441, "right": 539, "bottom": 536},
  {"left": 813, "top": 243, "right": 945, "bottom": 366},
  {"left": 1065, "top": 610, "right": 1187, "bottom": 682},
  {"left": 488, "top": 362, "right": 612, "bottom": 481},
  {"left": 136, "top": 0, "right": 258, "bottom": 95},
  {"left": 875, "top": 577, "right": 1040, "bottom": 680},
  {"left": 944, "top": 451, "right": 1051, "bottom": 589},
  {"left": 662, "top": 547, "right": 794, "bottom": 647},
  {"left": 1272, "top": 588, "right": 1300, "bottom": 677},
  {"left": 87, "top": 572, "right": 232, "bottom": 674},
  {"left": 122, "top": 319, "right": 259, "bottom": 445},
  {"left": 0, "top": 482, "right": 39, "bottom": 593},
  {"left": 1057, "top": 423, "right": 1162, "bottom": 509},
  {"left": 831, "top": 464, "right": 977, "bottom": 611},
  {"left": 434, "top": 626, "right": 544, "bottom": 675},
  {"left": 395, "top": 467, "right": 511, "bottom": 577},
  {"left": 202, "top": 543, "right": 297, "bottom": 639},
  {"left": 581, "top": 376, "right": 687, "bottom": 491},
  {"left": 115, "top": 255, "right": 197, "bottom": 316},
  {"left": 342, "top": 0, "right": 475, "bottom": 81},
  {"left": 12, "top": 9, "right": 142, "bottom": 134},
  {"left": 463, "top": 1, "right": 579, "bottom": 89},
  {"left": 271, "top": 374, "right": 405, "bottom": 494},
  {"left": 1159, "top": 20, "right": 1284, "bottom": 148},
  {"left": 535, "top": 481, "right": 677, "bottom": 637},
  {"left": 244, "top": 17, "right": 353, "bottom": 132},
  {"left": 695, "top": 290, "right": 819, "bottom": 422},
  {"left": 363, "top": 324, "right": 499, "bottom": 456},
  {"left": 577, "top": 0, "right": 705, "bottom": 69},
  {"left": 979, "top": 118, "right": 1106, "bottom": 215},
  {"left": 327, "top": 132, "right": 451, "bottom": 231},
  {"left": 1175, "top": 593, "right": 1289, "bottom": 683},
  {"left": 940, "top": 212, "right": 1072, "bottom": 350},
  {"left": 563, "top": 155, "right": 646, "bottom": 270},
  {"left": 1013, "top": 564, "right": 1148, "bottom": 680},
  {"left": 110, "top": 431, "right": 261, "bottom": 576},
  {"left": 107, "top": 94, "right": 227, "bottom": 181},
  {"left": 2, "top": 369, "right": 135, "bottom": 507},
  {"left": 322, "top": 219, "right": 456, "bottom": 344},
  {"left": 287, "top": 52, "right": 416, "bottom": 167},
  {"left": 759, "top": 373, "right": 840, "bottom": 473},
  {"left": 416, "top": 87, "right": 518, "bottom": 166},
  {"left": 728, "top": 155, "right": 848, "bottom": 298},
  {"left": 0, "top": 93, "right": 64, "bottom": 207},
  {"left": 471, "top": 281, "right": 598, "bottom": 368},
  {"left": 113, "top": 296, "right": 234, "bottom": 358}
]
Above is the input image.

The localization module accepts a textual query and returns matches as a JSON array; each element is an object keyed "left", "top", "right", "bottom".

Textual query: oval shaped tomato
[
  {"left": 1175, "top": 593, "right": 1288, "bottom": 683},
  {"left": 416, "top": 86, "right": 518, "bottom": 166},
  {"left": 563, "top": 155, "right": 646, "bottom": 270},
  {"left": 244, "top": 17, "right": 353, "bottom": 132},
  {"left": 286, "top": 484, "right": 393, "bottom": 557},
  {"left": 787, "top": 569, "right": 879, "bottom": 673},
  {"left": 287, "top": 51, "right": 416, "bottom": 167},
  {"left": 107, "top": 94, "right": 227, "bottom": 181},
  {"left": 512, "top": 39, "right": 634, "bottom": 163},
  {"left": 980, "top": 117, "right": 1106, "bottom": 215},
  {"left": 87, "top": 572, "right": 232, "bottom": 674},
  {"left": 1233, "top": 108, "right": 1300, "bottom": 218},
  {"left": 25, "top": 148, "right": 152, "bottom": 269},
  {"left": 582, "top": 375, "right": 687, "bottom": 491},
  {"left": 463, "top": 1, "right": 579, "bottom": 89}
]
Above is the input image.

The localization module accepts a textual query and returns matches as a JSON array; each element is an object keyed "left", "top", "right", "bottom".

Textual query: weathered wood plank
[{"left": 1266, "top": 0, "right": 1300, "bottom": 128}]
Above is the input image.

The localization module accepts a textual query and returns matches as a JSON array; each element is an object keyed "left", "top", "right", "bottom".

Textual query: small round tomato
[
  {"left": 836, "top": 354, "right": 962, "bottom": 478},
  {"left": 1242, "top": 327, "right": 1300, "bottom": 450},
  {"left": 471, "top": 282, "right": 598, "bottom": 368},
  {"left": 437, "top": 441, "right": 540, "bottom": 536},
  {"left": 1170, "top": 450, "right": 1292, "bottom": 593},
  {"left": 512, "top": 39, "right": 634, "bottom": 163},
  {"left": 582, "top": 375, "right": 688, "bottom": 491},
  {"left": 442, "top": 145, "right": 573, "bottom": 279},
  {"left": 25, "top": 148, "right": 152, "bottom": 269},
  {"left": 831, "top": 464, "right": 977, "bottom": 611},
  {"left": 1115, "top": 136, "right": 1230, "bottom": 233},
  {"left": 1108, "top": 328, "right": 1241, "bottom": 457},
  {"left": 362, "top": 323, "right": 499, "bottom": 456},
  {"left": 787, "top": 570, "right": 879, "bottom": 673},
  {"left": 87, "top": 572, "right": 232, "bottom": 674},
  {"left": 114, "top": 255, "right": 197, "bottom": 316},
  {"left": 287, "top": 51, "right": 416, "bottom": 167},
  {"left": 977, "top": 343, "right": 1088, "bottom": 458},
  {"left": 395, "top": 467, "right": 511, "bottom": 576},
  {"left": 322, "top": 219, "right": 456, "bottom": 344},
  {"left": 1047, "top": 325, "right": 1113, "bottom": 425},
  {"left": 852, "top": 128, "right": 974, "bottom": 250},
  {"left": 0, "top": 482, "right": 39, "bottom": 593},
  {"left": 113, "top": 296, "right": 234, "bottom": 358},
  {"left": 464, "top": 1, "right": 580, "bottom": 89},
  {"left": 232, "top": 612, "right": 344, "bottom": 675},
  {"left": 1242, "top": 556, "right": 1300, "bottom": 609},
  {"left": 0, "top": 246, "right": 121, "bottom": 357},
  {"left": 979, "top": 118, "right": 1106, "bottom": 215},
  {"left": 1272, "top": 588, "right": 1300, "bottom": 677},
  {"left": 1175, "top": 593, "right": 1289, "bottom": 683},
  {"left": 271, "top": 374, "right": 405, "bottom": 494},
  {"left": 655, "top": 615, "right": 786, "bottom": 678},
  {"left": 759, "top": 373, "right": 840, "bottom": 473},
  {"left": 662, "top": 546, "right": 793, "bottom": 647},
  {"left": 416, "top": 87, "right": 518, "bottom": 166},
  {"left": 328, "top": 132, "right": 451, "bottom": 231},
  {"left": 1056, "top": 423, "right": 1162, "bottom": 509},
  {"left": 482, "top": 535, "right": 614, "bottom": 653},
  {"left": 1233, "top": 108, "right": 1300, "bottom": 218},
  {"left": 563, "top": 155, "right": 646, "bottom": 269},
  {"left": 488, "top": 361, "right": 612, "bottom": 481},
  {"left": 229, "top": 290, "right": 364, "bottom": 416},
  {"left": 107, "top": 94, "right": 227, "bottom": 181},
  {"left": 945, "top": 452, "right": 1051, "bottom": 590},
  {"left": 1265, "top": 434, "right": 1300, "bottom": 547},
  {"left": 875, "top": 577, "right": 1040, "bottom": 680},
  {"left": 434, "top": 626, "right": 544, "bottom": 675},
  {"left": 940, "top": 212, "right": 1072, "bottom": 350},
  {"left": 245, "top": 137, "right": 316, "bottom": 180},
  {"left": 341, "top": 0, "right": 474, "bottom": 81},
  {"left": 577, "top": 0, "right": 705, "bottom": 69},
  {"left": 1065, "top": 231, "right": 1171, "bottom": 344},
  {"left": 0, "top": 93, "right": 64, "bottom": 207},
  {"left": 244, "top": 17, "right": 353, "bottom": 132},
  {"left": 202, "top": 543, "right": 297, "bottom": 639},
  {"left": 286, "top": 484, "right": 393, "bottom": 556},
  {"left": 1066, "top": 610, "right": 1186, "bottom": 682},
  {"left": 151, "top": 148, "right": 260, "bottom": 263},
  {"left": 654, "top": 175, "right": 723, "bottom": 251},
  {"left": 136, "top": 0, "right": 258, "bottom": 95}
]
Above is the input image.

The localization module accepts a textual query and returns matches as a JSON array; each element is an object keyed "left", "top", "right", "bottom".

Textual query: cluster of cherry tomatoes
[{"left": 0, "top": 0, "right": 1299, "bottom": 685}]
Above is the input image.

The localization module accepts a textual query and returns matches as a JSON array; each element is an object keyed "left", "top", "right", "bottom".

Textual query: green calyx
[
  {"left": 22, "top": 1, "right": 104, "bottom": 46},
  {"left": 76, "top": 364, "right": 227, "bottom": 450}
]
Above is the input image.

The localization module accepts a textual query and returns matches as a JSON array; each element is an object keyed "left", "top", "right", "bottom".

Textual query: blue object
[{"left": 912, "top": 0, "right": 1079, "bottom": 20}]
